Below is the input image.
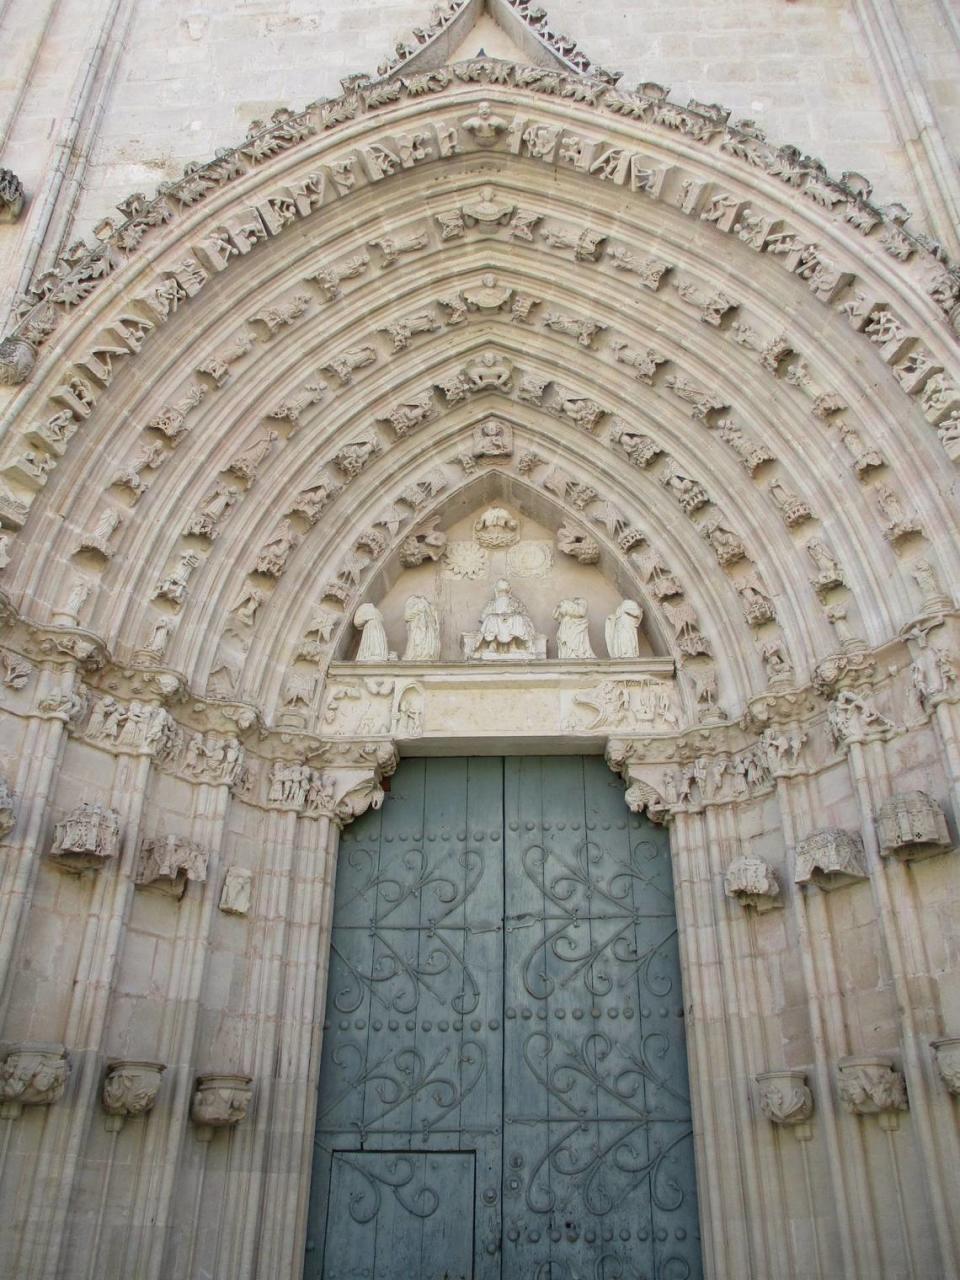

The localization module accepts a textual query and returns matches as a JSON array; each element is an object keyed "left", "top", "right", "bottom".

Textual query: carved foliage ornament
[
  {"left": 101, "top": 1060, "right": 165, "bottom": 1131},
  {"left": 837, "top": 1056, "right": 908, "bottom": 1124},
  {"left": 756, "top": 1070, "right": 814, "bottom": 1129},
  {"left": 794, "top": 828, "right": 868, "bottom": 891},
  {"left": 191, "top": 1072, "right": 253, "bottom": 1139},
  {"left": 876, "top": 791, "right": 950, "bottom": 861}
]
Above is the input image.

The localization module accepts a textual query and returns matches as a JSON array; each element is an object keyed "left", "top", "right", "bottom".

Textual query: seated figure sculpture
[{"left": 465, "top": 579, "right": 546, "bottom": 660}]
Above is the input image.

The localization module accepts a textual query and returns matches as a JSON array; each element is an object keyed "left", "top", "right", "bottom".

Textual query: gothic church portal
[{"left": 0, "top": 1, "right": 959, "bottom": 1277}]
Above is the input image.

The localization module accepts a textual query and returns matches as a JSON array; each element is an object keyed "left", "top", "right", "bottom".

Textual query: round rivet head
[
  {"left": 388, "top": 1019, "right": 399, "bottom": 1031},
  {"left": 507, "top": 1227, "right": 520, "bottom": 1242},
  {"left": 620, "top": 1228, "right": 630, "bottom": 1241},
  {"left": 422, "top": 1021, "right": 432, "bottom": 1032},
  {"left": 549, "top": 1229, "right": 561, "bottom": 1243},
  {"left": 556, "top": 1009, "right": 566, "bottom": 1019},
  {"left": 506, "top": 1008, "right": 517, "bottom": 1019},
  {"left": 405, "top": 1020, "right": 416, "bottom": 1031},
  {"left": 372, "top": 1020, "right": 382, "bottom": 1031},
  {"left": 528, "top": 1230, "right": 541, "bottom": 1243},
  {"left": 438, "top": 1020, "right": 449, "bottom": 1032},
  {"left": 656, "top": 1228, "right": 668, "bottom": 1242},
  {"left": 573, "top": 1008, "right": 583, "bottom": 1020},
  {"left": 488, "top": 1018, "right": 500, "bottom": 1031},
  {"left": 637, "top": 1228, "right": 649, "bottom": 1242},
  {"left": 521, "top": 1009, "right": 532, "bottom": 1020},
  {"left": 602, "top": 1227, "right": 614, "bottom": 1242},
  {"left": 584, "top": 1230, "right": 596, "bottom": 1244},
  {"left": 509, "top": 821, "right": 519, "bottom": 832},
  {"left": 471, "top": 1019, "right": 482, "bottom": 1031},
  {"left": 458, "top": 830, "right": 466, "bottom": 840},
  {"left": 675, "top": 1228, "right": 687, "bottom": 1241},
  {"left": 526, "top": 822, "right": 535, "bottom": 830},
  {"left": 339, "top": 1020, "right": 349, "bottom": 1031}
]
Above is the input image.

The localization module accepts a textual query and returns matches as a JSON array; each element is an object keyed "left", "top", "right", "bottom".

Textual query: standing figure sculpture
[
  {"left": 605, "top": 600, "right": 644, "bottom": 658},
  {"left": 554, "top": 598, "right": 595, "bottom": 659},
  {"left": 474, "top": 580, "right": 538, "bottom": 659},
  {"left": 353, "top": 603, "right": 390, "bottom": 662},
  {"left": 403, "top": 595, "right": 441, "bottom": 662}
]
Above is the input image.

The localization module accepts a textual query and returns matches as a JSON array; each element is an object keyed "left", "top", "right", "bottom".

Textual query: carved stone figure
[
  {"left": 191, "top": 1073, "right": 253, "bottom": 1139},
  {"left": 112, "top": 441, "right": 166, "bottom": 497},
  {"left": 837, "top": 1057, "right": 908, "bottom": 1122},
  {"left": 219, "top": 867, "right": 253, "bottom": 916},
  {"left": 462, "top": 104, "right": 509, "bottom": 147},
  {"left": 756, "top": 1071, "right": 814, "bottom": 1128},
  {"left": 0, "top": 1046, "right": 69, "bottom": 1118},
  {"left": 471, "top": 580, "right": 541, "bottom": 660},
  {"left": 460, "top": 184, "right": 515, "bottom": 227},
  {"left": 609, "top": 422, "right": 661, "bottom": 469},
  {"left": 184, "top": 484, "right": 240, "bottom": 538},
  {"left": 76, "top": 508, "right": 123, "bottom": 557},
  {"left": 875, "top": 485, "right": 920, "bottom": 541},
  {"left": 474, "top": 507, "right": 519, "bottom": 548},
  {"left": 806, "top": 540, "right": 845, "bottom": 592},
  {"left": 794, "top": 828, "right": 868, "bottom": 891},
  {"left": 254, "top": 520, "right": 299, "bottom": 577},
  {"left": 910, "top": 558, "right": 952, "bottom": 611},
  {"left": 290, "top": 477, "right": 343, "bottom": 524},
  {"left": 334, "top": 434, "right": 382, "bottom": 477},
  {"left": 605, "top": 600, "right": 643, "bottom": 658},
  {"left": 724, "top": 854, "right": 781, "bottom": 912},
  {"left": 399, "top": 519, "right": 446, "bottom": 568},
  {"left": 60, "top": 577, "right": 92, "bottom": 623},
  {"left": 231, "top": 587, "right": 264, "bottom": 628},
  {"left": 876, "top": 791, "right": 950, "bottom": 860},
  {"left": 736, "top": 576, "right": 776, "bottom": 627},
  {"left": 556, "top": 523, "right": 599, "bottom": 564},
  {"left": 554, "top": 598, "right": 595, "bottom": 659},
  {"left": 154, "top": 552, "right": 200, "bottom": 605},
  {"left": 353, "top": 603, "right": 390, "bottom": 662},
  {"left": 768, "top": 477, "right": 813, "bottom": 526},
  {"left": 224, "top": 431, "right": 279, "bottom": 485},
  {"left": 50, "top": 802, "right": 121, "bottom": 871},
  {"left": 472, "top": 418, "right": 512, "bottom": 457},
  {"left": 660, "top": 462, "right": 709, "bottom": 513},
  {"left": 464, "top": 352, "right": 513, "bottom": 391},
  {"left": 101, "top": 1061, "right": 165, "bottom": 1131},
  {"left": 136, "top": 835, "right": 209, "bottom": 897},
  {"left": 0, "top": 776, "right": 16, "bottom": 838},
  {"left": 828, "top": 690, "right": 895, "bottom": 744},
  {"left": 402, "top": 596, "right": 440, "bottom": 662}
]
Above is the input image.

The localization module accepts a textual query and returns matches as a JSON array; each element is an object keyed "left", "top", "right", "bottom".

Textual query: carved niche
[
  {"left": 837, "top": 1056, "right": 908, "bottom": 1127},
  {"left": 724, "top": 854, "right": 781, "bottom": 912},
  {"left": 756, "top": 1070, "right": 814, "bottom": 1133},
  {"left": 191, "top": 1072, "right": 254, "bottom": 1141},
  {"left": 49, "top": 802, "right": 121, "bottom": 872},
  {"left": 876, "top": 792, "right": 950, "bottom": 861},
  {"left": 101, "top": 1060, "right": 166, "bottom": 1131},
  {"left": 794, "top": 828, "right": 868, "bottom": 891},
  {"left": 135, "top": 835, "right": 209, "bottom": 898},
  {"left": 0, "top": 1045, "right": 69, "bottom": 1118}
]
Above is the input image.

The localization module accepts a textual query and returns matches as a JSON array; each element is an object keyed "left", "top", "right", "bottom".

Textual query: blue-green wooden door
[{"left": 305, "top": 758, "right": 702, "bottom": 1280}]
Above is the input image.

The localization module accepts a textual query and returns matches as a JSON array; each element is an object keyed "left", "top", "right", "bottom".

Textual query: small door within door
[{"left": 305, "top": 758, "right": 702, "bottom": 1280}]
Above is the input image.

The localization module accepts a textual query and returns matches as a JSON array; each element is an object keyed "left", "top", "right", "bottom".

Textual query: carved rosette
[
  {"left": 876, "top": 791, "right": 951, "bottom": 861},
  {"left": 837, "top": 1056, "right": 908, "bottom": 1128},
  {"left": 0, "top": 1044, "right": 69, "bottom": 1118},
  {"left": 191, "top": 1072, "right": 253, "bottom": 1141},
  {"left": 794, "top": 828, "right": 868, "bottom": 891},
  {"left": 756, "top": 1070, "right": 814, "bottom": 1136},
  {"left": 724, "top": 854, "right": 781, "bottom": 912},
  {"left": 101, "top": 1060, "right": 165, "bottom": 1132},
  {"left": 49, "top": 802, "right": 121, "bottom": 872},
  {"left": 930, "top": 1037, "right": 960, "bottom": 1096}
]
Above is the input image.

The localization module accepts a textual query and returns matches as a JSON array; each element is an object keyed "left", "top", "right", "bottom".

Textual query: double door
[{"left": 305, "top": 757, "right": 701, "bottom": 1280}]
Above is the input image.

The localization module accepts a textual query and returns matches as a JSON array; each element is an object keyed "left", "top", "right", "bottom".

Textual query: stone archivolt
[{"left": 0, "top": 40, "right": 959, "bottom": 1280}]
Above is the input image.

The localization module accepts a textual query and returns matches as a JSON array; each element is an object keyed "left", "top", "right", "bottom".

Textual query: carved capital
[
  {"left": 877, "top": 792, "right": 950, "bottom": 861},
  {"left": 49, "top": 802, "right": 121, "bottom": 872},
  {"left": 191, "top": 1072, "right": 253, "bottom": 1140},
  {"left": 756, "top": 1070, "right": 814, "bottom": 1133},
  {"left": 837, "top": 1056, "right": 908, "bottom": 1126},
  {"left": 794, "top": 828, "right": 868, "bottom": 891},
  {"left": 724, "top": 854, "right": 781, "bottom": 911},
  {"left": 0, "top": 1044, "right": 69, "bottom": 1118},
  {"left": 931, "top": 1037, "right": 960, "bottom": 1096},
  {"left": 101, "top": 1060, "right": 165, "bottom": 1131}
]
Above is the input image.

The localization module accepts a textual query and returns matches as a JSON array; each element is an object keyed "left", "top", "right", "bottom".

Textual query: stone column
[{"left": 837, "top": 702, "right": 960, "bottom": 1274}]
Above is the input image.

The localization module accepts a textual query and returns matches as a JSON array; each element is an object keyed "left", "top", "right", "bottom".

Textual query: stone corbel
[
  {"left": 312, "top": 739, "right": 399, "bottom": 827},
  {"left": 0, "top": 775, "right": 15, "bottom": 838},
  {"left": 930, "top": 1037, "right": 960, "bottom": 1096},
  {"left": 794, "top": 828, "right": 868, "bottom": 891},
  {"left": 756, "top": 1069, "right": 814, "bottom": 1139},
  {"left": 0, "top": 1044, "right": 69, "bottom": 1118},
  {"left": 191, "top": 1072, "right": 254, "bottom": 1141},
  {"left": 837, "top": 1055, "right": 908, "bottom": 1130},
  {"left": 605, "top": 739, "right": 673, "bottom": 824},
  {"left": 876, "top": 791, "right": 951, "bottom": 862},
  {"left": 49, "top": 802, "right": 122, "bottom": 873},
  {"left": 724, "top": 853, "right": 782, "bottom": 912},
  {"left": 135, "top": 835, "right": 209, "bottom": 898},
  {"left": 101, "top": 1060, "right": 165, "bottom": 1131},
  {"left": 0, "top": 168, "right": 24, "bottom": 223}
]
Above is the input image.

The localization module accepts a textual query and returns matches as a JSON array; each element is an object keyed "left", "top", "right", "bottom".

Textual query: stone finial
[
  {"left": 49, "top": 802, "right": 121, "bottom": 872},
  {"left": 876, "top": 791, "right": 950, "bottom": 861},
  {"left": 135, "top": 835, "right": 208, "bottom": 898},
  {"left": 837, "top": 1056, "right": 908, "bottom": 1128},
  {"left": 724, "top": 854, "right": 781, "bottom": 912},
  {"left": 931, "top": 1037, "right": 960, "bottom": 1096},
  {"left": 756, "top": 1070, "right": 814, "bottom": 1137},
  {"left": 0, "top": 1044, "right": 69, "bottom": 1118},
  {"left": 191, "top": 1072, "right": 253, "bottom": 1141},
  {"left": 101, "top": 1060, "right": 165, "bottom": 1131},
  {"left": 794, "top": 828, "right": 868, "bottom": 891}
]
